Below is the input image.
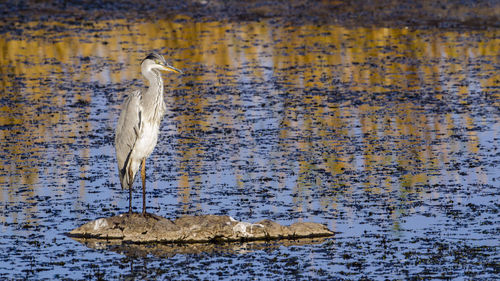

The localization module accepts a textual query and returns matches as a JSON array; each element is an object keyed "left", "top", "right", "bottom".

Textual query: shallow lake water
[{"left": 0, "top": 16, "right": 499, "bottom": 279}]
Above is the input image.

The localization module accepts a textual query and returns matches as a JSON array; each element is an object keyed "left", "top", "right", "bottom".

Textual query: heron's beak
[{"left": 160, "top": 64, "right": 183, "bottom": 74}]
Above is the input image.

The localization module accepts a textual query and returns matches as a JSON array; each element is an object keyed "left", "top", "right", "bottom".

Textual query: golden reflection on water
[{"left": 0, "top": 17, "right": 498, "bottom": 224}]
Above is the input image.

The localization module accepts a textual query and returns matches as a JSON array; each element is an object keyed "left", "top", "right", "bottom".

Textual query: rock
[{"left": 68, "top": 213, "right": 333, "bottom": 243}]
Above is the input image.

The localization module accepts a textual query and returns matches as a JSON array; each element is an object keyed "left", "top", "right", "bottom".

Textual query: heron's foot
[{"left": 140, "top": 212, "right": 161, "bottom": 221}]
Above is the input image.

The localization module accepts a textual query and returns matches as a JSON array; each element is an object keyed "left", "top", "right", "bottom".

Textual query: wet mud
[
  {"left": 68, "top": 213, "right": 333, "bottom": 243},
  {"left": 0, "top": 0, "right": 499, "bottom": 280},
  {"left": 1, "top": 0, "right": 499, "bottom": 29}
]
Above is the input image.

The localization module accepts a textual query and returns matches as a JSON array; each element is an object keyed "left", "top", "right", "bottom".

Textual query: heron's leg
[
  {"left": 129, "top": 186, "right": 132, "bottom": 214},
  {"left": 141, "top": 158, "right": 146, "bottom": 215},
  {"left": 128, "top": 168, "right": 134, "bottom": 214}
]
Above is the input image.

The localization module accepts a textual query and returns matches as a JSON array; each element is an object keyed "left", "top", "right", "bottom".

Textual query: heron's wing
[{"left": 115, "top": 90, "right": 142, "bottom": 189}]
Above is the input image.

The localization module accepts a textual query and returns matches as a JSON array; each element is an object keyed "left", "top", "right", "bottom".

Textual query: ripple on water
[{"left": 0, "top": 8, "right": 499, "bottom": 280}]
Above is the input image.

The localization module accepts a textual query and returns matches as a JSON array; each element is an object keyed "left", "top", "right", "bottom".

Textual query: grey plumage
[
  {"left": 114, "top": 53, "right": 182, "bottom": 214},
  {"left": 115, "top": 90, "right": 142, "bottom": 190}
]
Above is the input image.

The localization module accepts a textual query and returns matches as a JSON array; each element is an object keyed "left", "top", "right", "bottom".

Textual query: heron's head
[{"left": 141, "top": 53, "right": 183, "bottom": 75}]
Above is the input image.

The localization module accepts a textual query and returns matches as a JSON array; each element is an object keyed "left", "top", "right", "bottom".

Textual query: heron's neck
[
  {"left": 143, "top": 70, "right": 165, "bottom": 121},
  {"left": 145, "top": 70, "right": 163, "bottom": 95}
]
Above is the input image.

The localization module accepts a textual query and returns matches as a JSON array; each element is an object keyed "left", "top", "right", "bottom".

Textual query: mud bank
[
  {"left": 68, "top": 213, "right": 333, "bottom": 243},
  {"left": 1, "top": 0, "right": 498, "bottom": 29}
]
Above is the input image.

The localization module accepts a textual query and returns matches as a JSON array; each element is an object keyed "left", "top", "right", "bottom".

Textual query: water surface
[{"left": 0, "top": 17, "right": 498, "bottom": 279}]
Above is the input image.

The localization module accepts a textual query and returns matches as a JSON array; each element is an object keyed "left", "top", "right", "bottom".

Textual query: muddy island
[{"left": 68, "top": 213, "right": 333, "bottom": 243}]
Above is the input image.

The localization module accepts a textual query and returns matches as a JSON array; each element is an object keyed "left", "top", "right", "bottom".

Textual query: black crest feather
[{"left": 143, "top": 53, "right": 167, "bottom": 65}]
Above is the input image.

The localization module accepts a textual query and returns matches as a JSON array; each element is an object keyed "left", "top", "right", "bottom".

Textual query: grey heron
[{"left": 115, "top": 53, "right": 182, "bottom": 215}]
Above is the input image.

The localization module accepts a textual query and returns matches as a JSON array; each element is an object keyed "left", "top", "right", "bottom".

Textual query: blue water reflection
[{"left": 0, "top": 18, "right": 498, "bottom": 279}]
